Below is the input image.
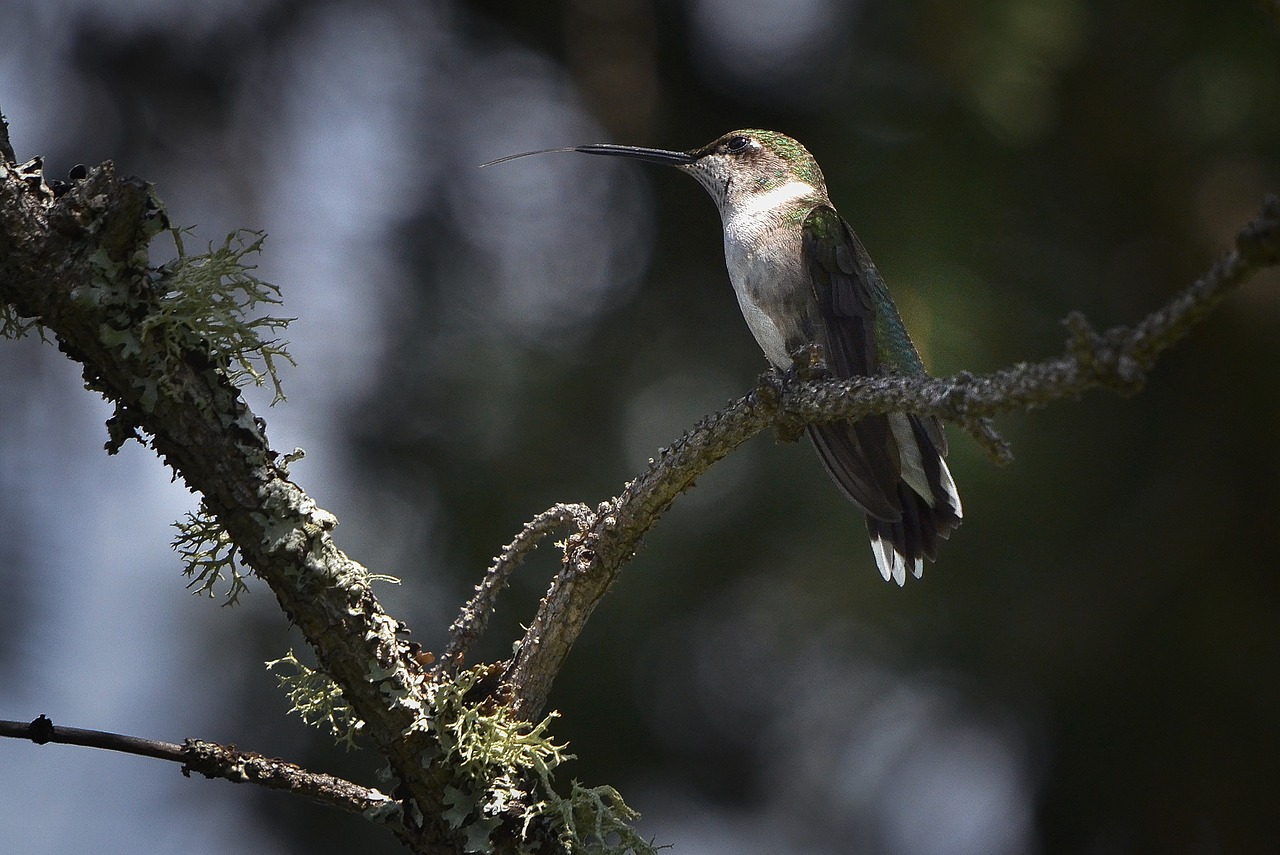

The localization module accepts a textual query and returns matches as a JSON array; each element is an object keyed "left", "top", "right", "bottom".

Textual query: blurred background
[{"left": 2, "top": 0, "right": 1279, "bottom": 853}]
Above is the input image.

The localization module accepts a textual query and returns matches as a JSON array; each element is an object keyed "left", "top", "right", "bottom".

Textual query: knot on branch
[
  {"left": 50, "top": 163, "right": 169, "bottom": 267},
  {"left": 940, "top": 370, "right": 978, "bottom": 413},
  {"left": 750, "top": 366, "right": 783, "bottom": 409},
  {"left": 1063, "top": 311, "right": 1145, "bottom": 395},
  {"left": 27, "top": 714, "right": 54, "bottom": 745},
  {"left": 105, "top": 401, "right": 146, "bottom": 454}
]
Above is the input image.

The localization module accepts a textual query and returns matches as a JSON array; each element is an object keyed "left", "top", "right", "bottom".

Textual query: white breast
[{"left": 718, "top": 181, "right": 818, "bottom": 368}]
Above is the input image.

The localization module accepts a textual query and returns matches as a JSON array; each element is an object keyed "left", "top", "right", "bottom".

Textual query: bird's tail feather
[
  {"left": 807, "top": 415, "right": 961, "bottom": 584},
  {"left": 866, "top": 415, "right": 962, "bottom": 584},
  {"left": 866, "top": 475, "right": 961, "bottom": 584}
]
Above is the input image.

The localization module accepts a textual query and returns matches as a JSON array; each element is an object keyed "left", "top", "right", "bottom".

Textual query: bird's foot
[
  {"left": 751, "top": 344, "right": 831, "bottom": 444},
  {"left": 786, "top": 342, "right": 830, "bottom": 383}
]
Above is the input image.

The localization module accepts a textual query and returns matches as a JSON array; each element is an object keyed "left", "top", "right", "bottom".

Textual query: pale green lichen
[
  {"left": 173, "top": 501, "right": 250, "bottom": 605},
  {"left": 153, "top": 228, "right": 295, "bottom": 403},
  {"left": 421, "top": 667, "right": 660, "bottom": 855},
  {"left": 266, "top": 650, "right": 365, "bottom": 751},
  {"left": 551, "top": 781, "right": 656, "bottom": 855},
  {"left": 267, "top": 656, "right": 657, "bottom": 853},
  {"left": 0, "top": 303, "right": 46, "bottom": 340}
]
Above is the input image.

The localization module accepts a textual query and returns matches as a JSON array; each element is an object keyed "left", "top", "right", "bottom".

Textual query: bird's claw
[{"left": 786, "top": 342, "right": 830, "bottom": 383}]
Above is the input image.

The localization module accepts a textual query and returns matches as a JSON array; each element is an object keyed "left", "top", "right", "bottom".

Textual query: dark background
[{"left": 2, "top": 1, "right": 1278, "bottom": 853}]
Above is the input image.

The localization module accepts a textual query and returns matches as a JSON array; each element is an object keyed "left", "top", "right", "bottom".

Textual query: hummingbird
[{"left": 483, "top": 130, "right": 961, "bottom": 584}]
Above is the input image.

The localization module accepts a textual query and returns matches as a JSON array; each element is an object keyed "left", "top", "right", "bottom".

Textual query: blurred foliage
[{"left": 5, "top": 0, "right": 1280, "bottom": 853}]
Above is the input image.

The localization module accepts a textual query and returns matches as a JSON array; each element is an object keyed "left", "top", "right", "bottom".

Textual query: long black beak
[
  {"left": 572, "top": 144, "right": 696, "bottom": 166},
  {"left": 481, "top": 144, "right": 695, "bottom": 168}
]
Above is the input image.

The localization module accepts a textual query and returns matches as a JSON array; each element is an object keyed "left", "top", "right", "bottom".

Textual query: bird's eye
[{"left": 725, "top": 135, "right": 752, "bottom": 153}]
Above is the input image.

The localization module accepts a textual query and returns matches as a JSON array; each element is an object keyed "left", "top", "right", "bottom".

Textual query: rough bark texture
[
  {"left": 0, "top": 717, "right": 404, "bottom": 835},
  {"left": 1, "top": 156, "right": 471, "bottom": 853}
]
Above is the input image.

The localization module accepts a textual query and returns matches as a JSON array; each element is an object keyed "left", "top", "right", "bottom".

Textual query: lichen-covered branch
[
  {"left": 499, "top": 195, "right": 1280, "bottom": 718},
  {"left": 1, "top": 146, "right": 632, "bottom": 854},
  {"left": 0, "top": 148, "right": 457, "bottom": 853},
  {"left": 182, "top": 739, "right": 404, "bottom": 827}
]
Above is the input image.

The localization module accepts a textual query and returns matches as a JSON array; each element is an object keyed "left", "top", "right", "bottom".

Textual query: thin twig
[
  {"left": 962, "top": 416, "right": 1013, "bottom": 465},
  {"left": 0, "top": 716, "right": 407, "bottom": 832},
  {"left": 439, "top": 503, "right": 592, "bottom": 672}
]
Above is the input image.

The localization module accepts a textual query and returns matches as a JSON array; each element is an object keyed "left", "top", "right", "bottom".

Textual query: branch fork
[
  {"left": 3, "top": 125, "right": 1277, "bottom": 852},
  {"left": 453, "top": 195, "right": 1280, "bottom": 719}
]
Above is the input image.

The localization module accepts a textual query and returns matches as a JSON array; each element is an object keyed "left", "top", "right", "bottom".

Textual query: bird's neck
[
  {"left": 720, "top": 180, "right": 825, "bottom": 239},
  {"left": 720, "top": 181, "right": 824, "bottom": 272}
]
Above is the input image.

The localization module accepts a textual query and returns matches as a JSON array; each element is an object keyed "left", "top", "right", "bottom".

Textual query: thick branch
[
  {"left": 500, "top": 195, "right": 1280, "bottom": 718},
  {"left": 0, "top": 717, "right": 406, "bottom": 833},
  {"left": 0, "top": 152, "right": 456, "bottom": 854}
]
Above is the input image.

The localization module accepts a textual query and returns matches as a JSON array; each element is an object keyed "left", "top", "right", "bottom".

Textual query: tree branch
[
  {"left": 0, "top": 149, "right": 465, "bottom": 854},
  {"left": 0, "top": 139, "right": 657, "bottom": 855},
  {"left": 0, "top": 716, "right": 406, "bottom": 833},
  {"left": 5, "top": 107, "right": 1276, "bottom": 848},
  {"left": 498, "top": 195, "right": 1280, "bottom": 718},
  {"left": 439, "top": 502, "right": 592, "bottom": 672}
]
